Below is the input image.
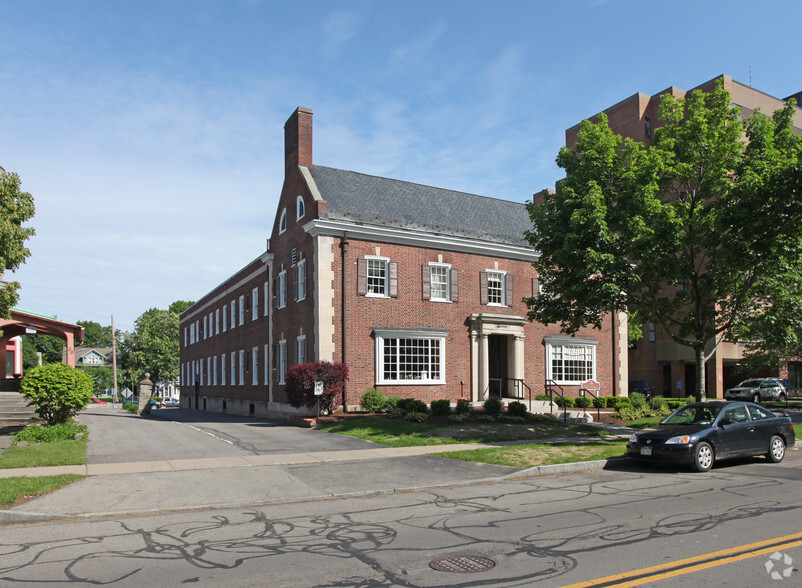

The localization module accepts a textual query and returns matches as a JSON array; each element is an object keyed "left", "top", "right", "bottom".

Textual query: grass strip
[
  {"left": 0, "top": 474, "right": 84, "bottom": 508},
  {"left": 0, "top": 440, "right": 87, "bottom": 469},
  {"left": 431, "top": 440, "right": 628, "bottom": 468},
  {"left": 316, "top": 416, "right": 611, "bottom": 447}
]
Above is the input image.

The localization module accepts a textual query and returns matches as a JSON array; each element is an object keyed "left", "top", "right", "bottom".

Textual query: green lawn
[
  {"left": 0, "top": 474, "right": 84, "bottom": 508},
  {"left": 436, "top": 440, "right": 628, "bottom": 468},
  {"left": 0, "top": 440, "right": 87, "bottom": 469},
  {"left": 316, "top": 415, "right": 613, "bottom": 447}
]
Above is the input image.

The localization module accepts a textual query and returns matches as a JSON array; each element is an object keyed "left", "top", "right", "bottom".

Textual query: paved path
[{"left": 0, "top": 405, "right": 636, "bottom": 524}]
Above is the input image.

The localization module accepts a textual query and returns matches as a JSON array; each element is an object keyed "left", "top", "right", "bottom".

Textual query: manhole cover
[{"left": 429, "top": 555, "right": 496, "bottom": 573}]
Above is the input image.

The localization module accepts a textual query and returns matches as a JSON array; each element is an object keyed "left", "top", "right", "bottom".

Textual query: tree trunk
[{"left": 695, "top": 345, "right": 706, "bottom": 402}]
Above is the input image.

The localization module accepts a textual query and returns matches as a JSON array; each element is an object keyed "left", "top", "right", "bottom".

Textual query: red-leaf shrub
[{"left": 285, "top": 361, "right": 349, "bottom": 413}]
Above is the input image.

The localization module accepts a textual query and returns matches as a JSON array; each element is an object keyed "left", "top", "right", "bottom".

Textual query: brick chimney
[{"left": 285, "top": 107, "right": 313, "bottom": 177}]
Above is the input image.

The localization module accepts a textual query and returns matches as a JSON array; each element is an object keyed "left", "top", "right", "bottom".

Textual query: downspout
[{"left": 340, "top": 233, "right": 349, "bottom": 412}]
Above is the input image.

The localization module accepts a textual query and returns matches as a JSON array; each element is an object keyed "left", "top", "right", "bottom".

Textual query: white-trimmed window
[
  {"left": 545, "top": 338, "right": 597, "bottom": 384},
  {"left": 374, "top": 329, "right": 445, "bottom": 385},
  {"left": 239, "top": 295, "right": 245, "bottom": 325},
  {"left": 264, "top": 281, "right": 270, "bottom": 316},
  {"left": 213, "top": 356, "right": 218, "bottom": 386},
  {"left": 487, "top": 271, "right": 504, "bottom": 305},
  {"left": 278, "top": 271, "right": 287, "bottom": 308},
  {"left": 215, "top": 309, "right": 220, "bottom": 335},
  {"left": 199, "top": 359, "right": 204, "bottom": 386},
  {"left": 252, "top": 347, "right": 259, "bottom": 385},
  {"left": 296, "top": 195, "right": 305, "bottom": 220},
  {"left": 230, "top": 300, "right": 236, "bottom": 329},
  {"left": 222, "top": 304, "right": 227, "bottom": 331},
  {"left": 184, "top": 328, "right": 188, "bottom": 346},
  {"left": 480, "top": 270, "right": 512, "bottom": 306},
  {"left": 206, "top": 357, "right": 211, "bottom": 385},
  {"left": 230, "top": 352, "right": 236, "bottom": 386},
  {"left": 295, "top": 259, "right": 307, "bottom": 301},
  {"left": 278, "top": 340, "right": 287, "bottom": 385},
  {"left": 264, "top": 344, "right": 270, "bottom": 385},
  {"left": 239, "top": 349, "right": 245, "bottom": 385},
  {"left": 296, "top": 336, "right": 307, "bottom": 365},
  {"left": 221, "top": 354, "right": 226, "bottom": 386},
  {"left": 357, "top": 257, "right": 397, "bottom": 298},
  {"left": 252, "top": 287, "right": 258, "bottom": 319},
  {"left": 279, "top": 208, "right": 287, "bottom": 234},
  {"left": 423, "top": 263, "right": 458, "bottom": 302}
]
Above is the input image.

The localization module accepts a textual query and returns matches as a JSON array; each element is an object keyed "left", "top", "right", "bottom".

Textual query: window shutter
[
  {"left": 450, "top": 268, "right": 459, "bottom": 302},
  {"left": 389, "top": 262, "right": 398, "bottom": 298},
  {"left": 505, "top": 274, "right": 514, "bottom": 307},
  {"left": 421, "top": 265, "right": 431, "bottom": 300},
  {"left": 357, "top": 258, "right": 367, "bottom": 295},
  {"left": 532, "top": 276, "right": 539, "bottom": 298},
  {"left": 480, "top": 271, "right": 488, "bottom": 305}
]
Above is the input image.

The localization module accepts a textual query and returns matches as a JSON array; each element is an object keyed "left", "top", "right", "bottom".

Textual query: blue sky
[{"left": 2, "top": 0, "right": 801, "bottom": 332}]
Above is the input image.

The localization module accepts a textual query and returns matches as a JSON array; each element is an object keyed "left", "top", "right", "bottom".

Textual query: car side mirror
[{"left": 719, "top": 418, "right": 733, "bottom": 427}]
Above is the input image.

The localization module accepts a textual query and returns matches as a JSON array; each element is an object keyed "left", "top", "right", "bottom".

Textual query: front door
[{"left": 488, "top": 335, "right": 508, "bottom": 397}]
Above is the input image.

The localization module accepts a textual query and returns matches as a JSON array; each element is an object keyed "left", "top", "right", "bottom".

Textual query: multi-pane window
[
  {"left": 430, "top": 265, "right": 449, "bottom": 301},
  {"left": 239, "top": 295, "right": 245, "bottom": 325},
  {"left": 296, "top": 336, "right": 307, "bottom": 365},
  {"left": 278, "top": 341, "right": 287, "bottom": 385},
  {"left": 487, "top": 271, "right": 504, "bottom": 305},
  {"left": 367, "top": 258, "right": 388, "bottom": 296},
  {"left": 548, "top": 343, "right": 595, "bottom": 383},
  {"left": 252, "top": 287, "right": 258, "bottom": 319},
  {"left": 377, "top": 333, "right": 444, "bottom": 384},
  {"left": 278, "top": 271, "right": 287, "bottom": 308},
  {"left": 296, "top": 195, "right": 305, "bottom": 220},
  {"left": 296, "top": 259, "right": 307, "bottom": 301}
]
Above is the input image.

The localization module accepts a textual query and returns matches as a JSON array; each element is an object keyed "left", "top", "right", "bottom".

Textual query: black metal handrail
[
  {"left": 488, "top": 378, "right": 528, "bottom": 400},
  {"left": 579, "top": 386, "right": 601, "bottom": 423},
  {"left": 545, "top": 379, "right": 568, "bottom": 424}
]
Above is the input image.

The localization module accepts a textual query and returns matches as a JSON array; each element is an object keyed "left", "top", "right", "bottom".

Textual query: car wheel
[
  {"left": 752, "top": 393, "right": 760, "bottom": 403},
  {"left": 778, "top": 393, "right": 786, "bottom": 403},
  {"left": 692, "top": 441, "right": 714, "bottom": 472},
  {"left": 767, "top": 435, "right": 786, "bottom": 463}
]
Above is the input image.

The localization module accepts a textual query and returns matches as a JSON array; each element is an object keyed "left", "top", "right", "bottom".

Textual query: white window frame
[
  {"left": 231, "top": 300, "right": 236, "bottom": 329},
  {"left": 215, "top": 309, "right": 220, "bottom": 335},
  {"left": 545, "top": 337, "right": 597, "bottom": 385},
  {"left": 213, "top": 356, "right": 218, "bottom": 386},
  {"left": 278, "top": 271, "right": 287, "bottom": 308},
  {"left": 297, "top": 259, "right": 307, "bottom": 301},
  {"left": 296, "top": 335, "right": 307, "bottom": 365},
  {"left": 366, "top": 256, "right": 389, "bottom": 297},
  {"left": 278, "top": 340, "right": 287, "bottom": 385},
  {"left": 239, "top": 349, "right": 245, "bottom": 385},
  {"left": 374, "top": 329, "right": 445, "bottom": 385},
  {"left": 239, "top": 295, "right": 245, "bottom": 326},
  {"left": 264, "top": 281, "right": 270, "bottom": 316},
  {"left": 264, "top": 344, "right": 270, "bottom": 385},
  {"left": 252, "top": 287, "right": 259, "bottom": 320},
  {"left": 279, "top": 208, "right": 287, "bottom": 234},
  {"left": 429, "top": 263, "right": 451, "bottom": 302},
  {"left": 486, "top": 270, "right": 506, "bottom": 306},
  {"left": 222, "top": 304, "right": 227, "bottom": 331},
  {"left": 206, "top": 357, "right": 211, "bottom": 385},
  {"left": 230, "top": 352, "right": 236, "bottom": 386},
  {"left": 221, "top": 354, "right": 226, "bottom": 386},
  {"left": 252, "top": 347, "right": 259, "bottom": 385},
  {"left": 296, "top": 195, "right": 305, "bottom": 220}
]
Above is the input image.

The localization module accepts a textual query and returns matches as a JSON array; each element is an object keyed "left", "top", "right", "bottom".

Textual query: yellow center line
[{"left": 561, "top": 531, "right": 802, "bottom": 587}]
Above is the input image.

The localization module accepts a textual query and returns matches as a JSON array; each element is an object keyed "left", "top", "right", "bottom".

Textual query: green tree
[
  {"left": 168, "top": 300, "right": 194, "bottom": 315},
  {"left": 76, "top": 320, "right": 112, "bottom": 347},
  {"left": 525, "top": 82, "right": 802, "bottom": 401},
  {"left": 0, "top": 169, "right": 36, "bottom": 328},
  {"left": 20, "top": 362, "right": 94, "bottom": 425},
  {"left": 21, "top": 334, "right": 64, "bottom": 369},
  {"left": 124, "top": 308, "right": 180, "bottom": 383}
]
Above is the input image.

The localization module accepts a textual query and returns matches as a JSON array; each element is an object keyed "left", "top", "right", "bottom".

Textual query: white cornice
[
  {"left": 304, "top": 218, "right": 540, "bottom": 261},
  {"left": 181, "top": 261, "right": 270, "bottom": 324}
]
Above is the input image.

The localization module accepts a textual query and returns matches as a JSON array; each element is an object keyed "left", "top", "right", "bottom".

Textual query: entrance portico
[{"left": 469, "top": 313, "right": 527, "bottom": 403}]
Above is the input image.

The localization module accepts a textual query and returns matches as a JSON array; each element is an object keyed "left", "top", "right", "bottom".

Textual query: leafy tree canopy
[
  {"left": 168, "top": 300, "right": 194, "bottom": 315},
  {"left": 123, "top": 307, "right": 181, "bottom": 383},
  {"left": 77, "top": 320, "right": 112, "bottom": 348},
  {"left": 0, "top": 170, "right": 36, "bottom": 327},
  {"left": 525, "top": 82, "right": 802, "bottom": 401},
  {"left": 21, "top": 362, "right": 94, "bottom": 426},
  {"left": 21, "top": 334, "right": 64, "bottom": 369}
]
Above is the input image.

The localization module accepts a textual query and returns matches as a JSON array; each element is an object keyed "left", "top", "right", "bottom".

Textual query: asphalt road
[{"left": 1, "top": 413, "right": 800, "bottom": 586}]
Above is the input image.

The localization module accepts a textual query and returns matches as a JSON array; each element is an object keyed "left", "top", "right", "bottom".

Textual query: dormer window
[
  {"left": 279, "top": 208, "right": 287, "bottom": 234},
  {"left": 296, "top": 195, "right": 305, "bottom": 220}
]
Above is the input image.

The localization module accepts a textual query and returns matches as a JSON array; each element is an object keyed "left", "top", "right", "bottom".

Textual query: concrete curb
[{"left": 0, "top": 456, "right": 629, "bottom": 525}]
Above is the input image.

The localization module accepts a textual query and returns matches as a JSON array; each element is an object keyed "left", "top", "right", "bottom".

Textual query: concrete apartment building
[
  {"left": 563, "top": 74, "right": 802, "bottom": 398},
  {"left": 179, "top": 107, "right": 628, "bottom": 418}
]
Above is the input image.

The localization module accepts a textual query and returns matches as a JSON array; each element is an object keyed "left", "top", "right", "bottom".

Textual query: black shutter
[
  {"left": 450, "top": 268, "right": 459, "bottom": 302},
  {"left": 480, "top": 271, "right": 488, "bottom": 305},
  {"left": 422, "top": 265, "right": 431, "bottom": 300}
]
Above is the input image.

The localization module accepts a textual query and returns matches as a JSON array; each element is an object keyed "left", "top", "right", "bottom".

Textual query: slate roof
[{"left": 308, "top": 166, "right": 533, "bottom": 247}]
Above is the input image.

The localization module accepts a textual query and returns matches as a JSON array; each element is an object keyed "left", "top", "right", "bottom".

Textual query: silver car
[{"left": 724, "top": 378, "right": 786, "bottom": 403}]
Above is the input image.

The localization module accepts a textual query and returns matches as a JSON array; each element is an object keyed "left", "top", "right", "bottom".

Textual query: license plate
[{"left": 640, "top": 447, "right": 652, "bottom": 456}]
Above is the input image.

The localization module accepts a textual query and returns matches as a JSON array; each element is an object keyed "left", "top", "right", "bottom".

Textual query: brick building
[
  {"left": 561, "top": 74, "right": 802, "bottom": 398},
  {"left": 179, "top": 107, "right": 628, "bottom": 418}
]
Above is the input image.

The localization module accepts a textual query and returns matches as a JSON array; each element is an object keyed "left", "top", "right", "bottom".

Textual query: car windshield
[
  {"left": 661, "top": 404, "right": 724, "bottom": 426},
  {"left": 737, "top": 379, "right": 762, "bottom": 387}
]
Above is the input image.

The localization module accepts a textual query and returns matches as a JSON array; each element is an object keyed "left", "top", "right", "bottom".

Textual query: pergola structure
[{"left": 1, "top": 308, "right": 84, "bottom": 379}]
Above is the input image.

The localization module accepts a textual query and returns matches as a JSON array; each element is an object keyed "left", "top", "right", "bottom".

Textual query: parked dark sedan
[{"left": 627, "top": 401, "right": 795, "bottom": 472}]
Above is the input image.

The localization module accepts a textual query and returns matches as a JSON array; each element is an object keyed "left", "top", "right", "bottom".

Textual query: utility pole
[{"left": 111, "top": 315, "right": 118, "bottom": 404}]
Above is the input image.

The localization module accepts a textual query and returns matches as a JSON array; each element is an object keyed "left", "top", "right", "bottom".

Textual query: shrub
[
  {"left": 20, "top": 363, "right": 94, "bottom": 426},
  {"left": 667, "top": 400, "right": 685, "bottom": 410},
  {"left": 573, "top": 396, "right": 592, "bottom": 409},
  {"left": 615, "top": 406, "right": 645, "bottom": 421},
  {"left": 430, "top": 399, "right": 451, "bottom": 417},
  {"left": 455, "top": 398, "right": 471, "bottom": 414},
  {"left": 13, "top": 423, "right": 87, "bottom": 444},
  {"left": 122, "top": 402, "right": 138, "bottom": 413},
  {"left": 554, "top": 396, "right": 574, "bottom": 408},
  {"left": 397, "top": 398, "right": 427, "bottom": 414},
  {"left": 404, "top": 411, "right": 428, "bottom": 423},
  {"left": 285, "top": 361, "right": 349, "bottom": 414},
  {"left": 448, "top": 412, "right": 470, "bottom": 422},
  {"left": 629, "top": 392, "right": 646, "bottom": 409},
  {"left": 648, "top": 395, "right": 668, "bottom": 412},
  {"left": 385, "top": 395, "right": 401, "bottom": 410},
  {"left": 592, "top": 396, "right": 608, "bottom": 409},
  {"left": 607, "top": 397, "right": 632, "bottom": 410},
  {"left": 507, "top": 401, "right": 528, "bottom": 418},
  {"left": 360, "top": 388, "right": 388, "bottom": 413},
  {"left": 535, "top": 393, "right": 551, "bottom": 401},
  {"left": 483, "top": 396, "right": 503, "bottom": 417}
]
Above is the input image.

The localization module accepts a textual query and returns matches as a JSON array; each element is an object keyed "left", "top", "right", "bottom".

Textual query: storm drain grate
[{"left": 429, "top": 555, "right": 496, "bottom": 573}]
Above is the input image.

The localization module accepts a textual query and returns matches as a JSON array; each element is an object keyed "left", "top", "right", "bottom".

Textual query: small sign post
[{"left": 314, "top": 381, "right": 324, "bottom": 418}]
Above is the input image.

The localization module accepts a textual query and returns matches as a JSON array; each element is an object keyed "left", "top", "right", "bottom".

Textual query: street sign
[{"left": 314, "top": 381, "right": 324, "bottom": 396}]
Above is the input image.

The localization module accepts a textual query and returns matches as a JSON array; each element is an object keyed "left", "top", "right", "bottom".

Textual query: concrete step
[{"left": 0, "top": 392, "right": 37, "bottom": 427}]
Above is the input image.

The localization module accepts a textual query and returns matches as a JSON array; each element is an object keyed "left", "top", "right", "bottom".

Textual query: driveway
[{"left": 78, "top": 405, "right": 379, "bottom": 464}]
